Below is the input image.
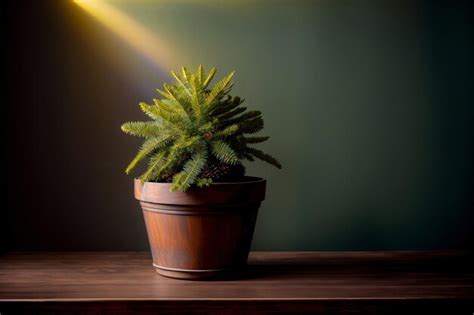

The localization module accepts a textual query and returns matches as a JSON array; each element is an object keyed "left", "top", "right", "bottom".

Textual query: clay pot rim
[
  {"left": 134, "top": 176, "right": 266, "bottom": 205},
  {"left": 135, "top": 176, "right": 265, "bottom": 186}
]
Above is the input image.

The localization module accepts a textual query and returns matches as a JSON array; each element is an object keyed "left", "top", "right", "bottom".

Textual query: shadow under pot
[{"left": 134, "top": 177, "right": 266, "bottom": 280}]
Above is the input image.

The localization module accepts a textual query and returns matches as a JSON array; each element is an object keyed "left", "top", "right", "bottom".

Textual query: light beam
[{"left": 73, "top": 0, "right": 183, "bottom": 70}]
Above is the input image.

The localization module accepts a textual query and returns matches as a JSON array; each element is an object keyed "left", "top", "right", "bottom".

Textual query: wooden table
[{"left": 1, "top": 251, "right": 473, "bottom": 314}]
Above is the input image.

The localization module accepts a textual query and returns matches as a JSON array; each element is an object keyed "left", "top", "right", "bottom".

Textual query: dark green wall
[{"left": 5, "top": 0, "right": 474, "bottom": 251}]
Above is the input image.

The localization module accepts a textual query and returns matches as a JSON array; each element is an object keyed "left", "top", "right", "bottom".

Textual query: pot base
[
  {"left": 153, "top": 264, "right": 231, "bottom": 280},
  {"left": 155, "top": 268, "right": 225, "bottom": 280}
]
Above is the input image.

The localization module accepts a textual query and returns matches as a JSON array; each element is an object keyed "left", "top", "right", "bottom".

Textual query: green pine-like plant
[{"left": 121, "top": 65, "right": 281, "bottom": 192}]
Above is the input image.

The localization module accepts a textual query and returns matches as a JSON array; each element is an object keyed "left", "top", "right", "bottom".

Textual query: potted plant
[{"left": 121, "top": 65, "right": 281, "bottom": 279}]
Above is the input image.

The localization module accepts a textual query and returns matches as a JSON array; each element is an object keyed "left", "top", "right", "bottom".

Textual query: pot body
[{"left": 134, "top": 177, "right": 266, "bottom": 279}]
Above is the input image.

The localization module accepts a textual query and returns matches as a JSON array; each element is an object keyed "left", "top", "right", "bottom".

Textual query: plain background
[{"left": 4, "top": 0, "right": 474, "bottom": 251}]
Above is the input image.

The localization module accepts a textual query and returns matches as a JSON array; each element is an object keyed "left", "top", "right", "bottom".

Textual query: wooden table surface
[{"left": 1, "top": 251, "right": 473, "bottom": 314}]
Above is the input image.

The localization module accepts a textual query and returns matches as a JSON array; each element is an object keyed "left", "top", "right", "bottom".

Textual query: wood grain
[{"left": 1, "top": 251, "right": 473, "bottom": 314}]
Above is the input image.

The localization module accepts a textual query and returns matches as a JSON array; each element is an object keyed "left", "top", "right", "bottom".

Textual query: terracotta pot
[{"left": 134, "top": 177, "right": 266, "bottom": 279}]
